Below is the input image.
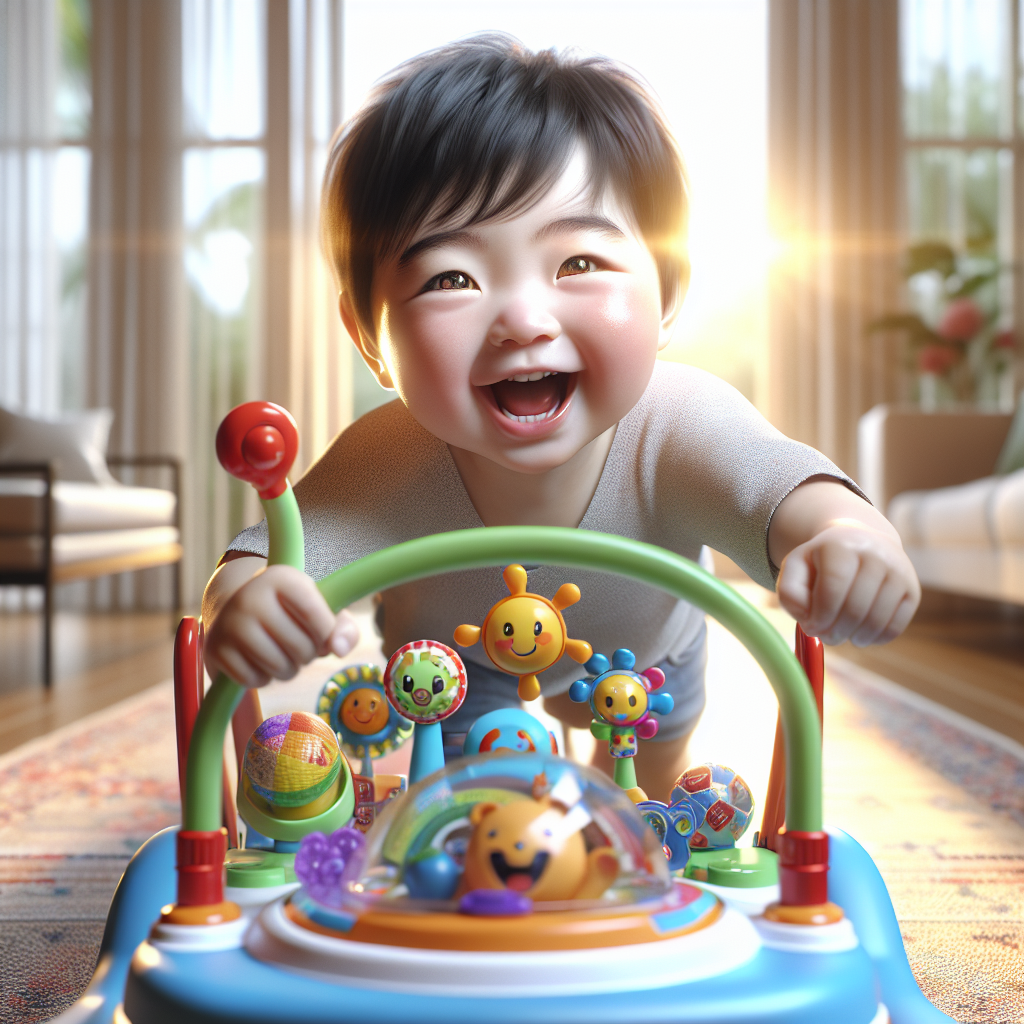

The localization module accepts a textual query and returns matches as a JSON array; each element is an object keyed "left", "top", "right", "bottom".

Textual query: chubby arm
[
  {"left": 202, "top": 552, "right": 359, "bottom": 688},
  {"left": 767, "top": 478, "right": 920, "bottom": 646}
]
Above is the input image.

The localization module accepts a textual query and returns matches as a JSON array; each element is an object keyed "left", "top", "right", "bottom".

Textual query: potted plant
[{"left": 868, "top": 241, "right": 1017, "bottom": 410}]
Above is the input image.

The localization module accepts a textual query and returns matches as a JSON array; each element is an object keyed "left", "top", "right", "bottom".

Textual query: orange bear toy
[{"left": 459, "top": 774, "right": 618, "bottom": 901}]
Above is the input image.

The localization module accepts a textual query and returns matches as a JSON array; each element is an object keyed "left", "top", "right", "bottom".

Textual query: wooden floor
[
  {"left": 836, "top": 588, "right": 1024, "bottom": 746},
  {"left": 0, "top": 587, "right": 1020, "bottom": 758},
  {"left": 0, "top": 609, "right": 183, "bottom": 756}
]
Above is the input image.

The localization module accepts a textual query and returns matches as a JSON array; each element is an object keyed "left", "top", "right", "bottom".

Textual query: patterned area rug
[
  {"left": 825, "top": 659, "right": 1024, "bottom": 1024},
  {"left": 0, "top": 684, "right": 180, "bottom": 1022},
  {"left": 0, "top": 620, "right": 1021, "bottom": 1023}
]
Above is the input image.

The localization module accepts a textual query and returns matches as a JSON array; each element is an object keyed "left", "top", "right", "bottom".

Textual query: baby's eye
[
  {"left": 421, "top": 270, "right": 477, "bottom": 293},
  {"left": 557, "top": 256, "right": 598, "bottom": 278}
]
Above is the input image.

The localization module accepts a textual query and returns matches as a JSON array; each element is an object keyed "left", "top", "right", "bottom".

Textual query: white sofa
[
  {"left": 858, "top": 404, "right": 1023, "bottom": 604},
  {"left": 0, "top": 408, "right": 182, "bottom": 686}
]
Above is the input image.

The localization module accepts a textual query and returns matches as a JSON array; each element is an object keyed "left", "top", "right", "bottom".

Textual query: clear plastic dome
[{"left": 345, "top": 751, "right": 671, "bottom": 913}]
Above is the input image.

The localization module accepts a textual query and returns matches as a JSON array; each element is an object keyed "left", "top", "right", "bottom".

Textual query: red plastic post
[
  {"left": 176, "top": 828, "right": 228, "bottom": 906},
  {"left": 173, "top": 617, "right": 203, "bottom": 805},
  {"left": 794, "top": 626, "right": 824, "bottom": 734},
  {"left": 173, "top": 617, "right": 239, "bottom": 849},
  {"left": 757, "top": 625, "right": 826, "bottom": 882},
  {"left": 778, "top": 830, "right": 830, "bottom": 905},
  {"left": 215, "top": 402, "right": 298, "bottom": 499}
]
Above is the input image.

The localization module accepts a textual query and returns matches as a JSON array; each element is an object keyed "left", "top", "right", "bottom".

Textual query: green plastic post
[
  {"left": 183, "top": 486, "right": 304, "bottom": 833},
  {"left": 613, "top": 757, "right": 639, "bottom": 791}
]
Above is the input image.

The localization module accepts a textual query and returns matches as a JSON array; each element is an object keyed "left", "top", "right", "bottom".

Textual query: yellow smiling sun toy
[{"left": 454, "top": 564, "right": 593, "bottom": 701}]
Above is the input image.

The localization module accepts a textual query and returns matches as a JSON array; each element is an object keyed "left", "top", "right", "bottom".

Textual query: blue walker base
[{"left": 57, "top": 826, "right": 954, "bottom": 1024}]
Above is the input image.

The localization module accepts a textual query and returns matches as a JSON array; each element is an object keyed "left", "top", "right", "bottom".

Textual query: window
[{"left": 902, "top": 0, "right": 1021, "bottom": 407}]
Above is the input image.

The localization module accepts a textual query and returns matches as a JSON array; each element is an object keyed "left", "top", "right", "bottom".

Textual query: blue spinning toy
[{"left": 56, "top": 402, "right": 954, "bottom": 1024}]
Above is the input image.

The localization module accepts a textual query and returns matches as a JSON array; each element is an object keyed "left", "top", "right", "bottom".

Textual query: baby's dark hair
[{"left": 322, "top": 34, "right": 689, "bottom": 340}]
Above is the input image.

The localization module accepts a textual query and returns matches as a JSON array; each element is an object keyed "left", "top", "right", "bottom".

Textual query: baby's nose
[{"left": 486, "top": 294, "right": 561, "bottom": 348}]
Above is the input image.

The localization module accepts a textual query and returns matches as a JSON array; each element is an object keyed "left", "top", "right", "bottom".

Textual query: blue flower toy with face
[{"left": 568, "top": 648, "right": 674, "bottom": 803}]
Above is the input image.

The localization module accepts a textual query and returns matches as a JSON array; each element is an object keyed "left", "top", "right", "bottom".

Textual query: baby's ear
[
  {"left": 338, "top": 291, "right": 395, "bottom": 390},
  {"left": 657, "top": 270, "right": 687, "bottom": 351}
]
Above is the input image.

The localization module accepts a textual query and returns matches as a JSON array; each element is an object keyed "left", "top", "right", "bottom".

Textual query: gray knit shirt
[{"left": 227, "top": 362, "right": 860, "bottom": 694}]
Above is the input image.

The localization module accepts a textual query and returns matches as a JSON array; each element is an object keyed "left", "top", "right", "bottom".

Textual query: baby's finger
[
  {"left": 848, "top": 575, "right": 908, "bottom": 647},
  {"left": 210, "top": 644, "right": 271, "bottom": 690},
  {"left": 232, "top": 624, "right": 304, "bottom": 681},
  {"left": 329, "top": 609, "right": 360, "bottom": 658},
  {"left": 875, "top": 592, "right": 918, "bottom": 645},
  {"left": 804, "top": 544, "right": 859, "bottom": 638},
  {"left": 817, "top": 558, "right": 887, "bottom": 645},
  {"left": 260, "top": 608, "right": 324, "bottom": 670},
  {"left": 275, "top": 575, "right": 337, "bottom": 654},
  {"left": 776, "top": 549, "right": 813, "bottom": 620}
]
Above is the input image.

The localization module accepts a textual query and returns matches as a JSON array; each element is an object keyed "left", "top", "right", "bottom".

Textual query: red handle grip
[{"left": 215, "top": 402, "right": 298, "bottom": 499}]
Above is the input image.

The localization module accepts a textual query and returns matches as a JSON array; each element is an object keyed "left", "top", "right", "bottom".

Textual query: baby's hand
[
  {"left": 204, "top": 564, "right": 359, "bottom": 687},
  {"left": 776, "top": 522, "right": 920, "bottom": 646}
]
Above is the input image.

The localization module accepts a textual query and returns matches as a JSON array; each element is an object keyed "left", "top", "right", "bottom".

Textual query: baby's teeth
[
  {"left": 505, "top": 371, "right": 558, "bottom": 382},
  {"left": 500, "top": 406, "right": 559, "bottom": 423}
]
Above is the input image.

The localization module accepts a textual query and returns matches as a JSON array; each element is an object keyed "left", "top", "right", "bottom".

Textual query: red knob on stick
[{"left": 216, "top": 402, "right": 298, "bottom": 499}]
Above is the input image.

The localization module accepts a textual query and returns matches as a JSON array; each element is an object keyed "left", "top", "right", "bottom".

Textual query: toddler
[{"left": 203, "top": 37, "right": 919, "bottom": 800}]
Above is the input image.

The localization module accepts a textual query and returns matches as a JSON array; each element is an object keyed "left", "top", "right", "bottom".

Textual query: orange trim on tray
[{"left": 284, "top": 894, "right": 722, "bottom": 952}]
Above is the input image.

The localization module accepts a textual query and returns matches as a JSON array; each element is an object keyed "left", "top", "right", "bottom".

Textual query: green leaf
[
  {"left": 949, "top": 271, "right": 999, "bottom": 298},
  {"left": 904, "top": 241, "right": 956, "bottom": 279}
]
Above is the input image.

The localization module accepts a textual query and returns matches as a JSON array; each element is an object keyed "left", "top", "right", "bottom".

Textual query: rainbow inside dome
[{"left": 244, "top": 711, "right": 342, "bottom": 808}]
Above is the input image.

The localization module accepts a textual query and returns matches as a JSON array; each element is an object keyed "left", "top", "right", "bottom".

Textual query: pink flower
[
  {"left": 993, "top": 329, "right": 1017, "bottom": 350},
  {"left": 937, "top": 298, "right": 985, "bottom": 341},
  {"left": 917, "top": 344, "right": 958, "bottom": 374}
]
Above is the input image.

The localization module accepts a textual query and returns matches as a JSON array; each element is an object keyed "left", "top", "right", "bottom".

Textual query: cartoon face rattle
[
  {"left": 454, "top": 564, "right": 593, "bottom": 701},
  {"left": 317, "top": 664, "right": 413, "bottom": 778},
  {"left": 383, "top": 640, "right": 468, "bottom": 784},
  {"left": 569, "top": 648, "right": 675, "bottom": 803}
]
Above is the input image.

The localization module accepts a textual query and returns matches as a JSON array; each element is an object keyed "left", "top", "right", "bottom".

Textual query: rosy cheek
[
  {"left": 535, "top": 632, "right": 553, "bottom": 646},
  {"left": 493, "top": 638, "right": 514, "bottom": 651}
]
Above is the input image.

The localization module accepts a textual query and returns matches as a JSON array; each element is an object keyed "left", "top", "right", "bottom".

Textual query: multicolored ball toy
[
  {"left": 317, "top": 663, "right": 412, "bottom": 776},
  {"left": 670, "top": 762, "right": 754, "bottom": 850},
  {"left": 638, "top": 762, "right": 755, "bottom": 870},
  {"left": 242, "top": 711, "right": 344, "bottom": 815}
]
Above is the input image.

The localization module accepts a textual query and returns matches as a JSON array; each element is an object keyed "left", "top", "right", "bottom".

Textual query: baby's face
[{"left": 362, "top": 151, "right": 671, "bottom": 474}]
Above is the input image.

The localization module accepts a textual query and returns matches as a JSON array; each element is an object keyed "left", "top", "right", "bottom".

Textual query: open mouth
[
  {"left": 489, "top": 371, "right": 573, "bottom": 424},
  {"left": 490, "top": 850, "right": 550, "bottom": 892}
]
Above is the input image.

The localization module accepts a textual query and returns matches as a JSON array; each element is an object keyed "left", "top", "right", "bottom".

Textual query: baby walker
[{"left": 58, "top": 402, "right": 954, "bottom": 1024}]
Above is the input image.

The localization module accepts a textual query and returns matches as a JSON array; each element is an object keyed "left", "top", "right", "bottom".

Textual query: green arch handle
[{"left": 186, "top": 507, "right": 821, "bottom": 836}]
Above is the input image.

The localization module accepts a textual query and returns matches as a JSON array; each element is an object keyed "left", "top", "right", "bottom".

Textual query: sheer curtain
[
  {"left": 766, "top": 0, "right": 904, "bottom": 476},
  {"left": 263, "top": 0, "right": 350, "bottom": 476},
  {"left": 0, "top": 0, "right": 61, "bottom": 415},
  {"left": 86, "top": 0, "right": 350, "bottom": 606}
]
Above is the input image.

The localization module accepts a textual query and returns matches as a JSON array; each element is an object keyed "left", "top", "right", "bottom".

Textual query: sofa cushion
[
  {"left": 0, "top": 480, "right": 176, "bottom": 534},
  {"left": 0, "top": 407, "right": 116, "bottom": 484},
  {"left": 0, "top": 526, "right": 180, "bottom": 571},
  {"left": 994, "top": 394, "right": 1024, "bottom": 475},
  {"left": 991, "top": 468, "right": 1024, "bottom": 544},
  {"left": 888, "top": 470, "right": 1024, "bottom": 548}
]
